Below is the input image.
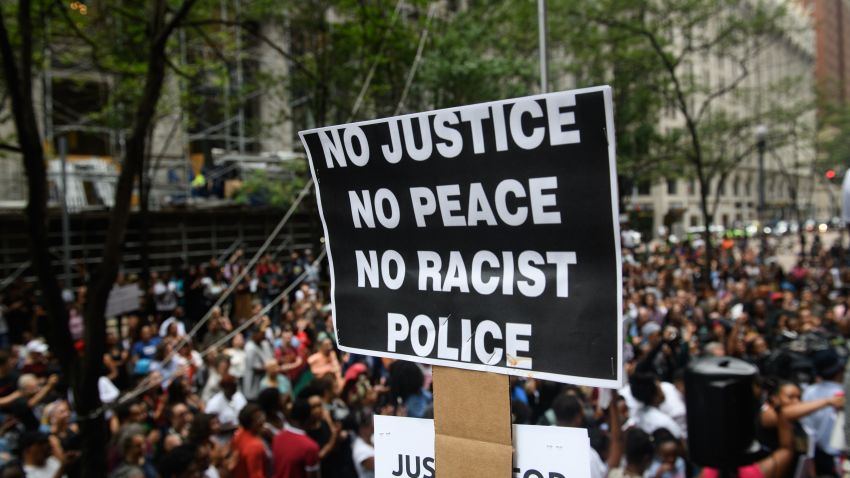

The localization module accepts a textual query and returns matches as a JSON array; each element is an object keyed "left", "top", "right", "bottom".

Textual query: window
[
  {"left": 732, "top": 176, "right": 740, "bottom": 196},
  {"left": 52, "top": 79, "right": 110, "bottom": 156},
  {"left": 667, "top": 179, "right": 678, "bottom": 195},
  {"left": 637, "top": 180, "right": 652, "bottom": 196},
  {"left": 687, "top": 179, "right": 696, "bottom": 196}
]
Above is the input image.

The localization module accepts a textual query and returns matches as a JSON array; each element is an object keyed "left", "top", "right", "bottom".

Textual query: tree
[
  {"left": 572, "top": 0, "right": 806, "bottom": 290},
  {"left": 233, "top": 161, "right": 309, "bottom": 208},
  {"left": 547, "top": 0, "right": 672, "bottom": 213},
  {"left": 412, "top": 0, "right": 538, "bottom": 109},
  {"left": 771, "top": 123, "right": 816, "bottom": 257},
  {"left": 283, "top": 0, "right": 428, "bottom": 127},
  {"left": 818, "top": 99, "right": 850, "bottom": 173},
  {"left": 283, "top": 0, "right": 543, "bottom": 126},
  {"left": 0, "top": 0, "right": 195, "bottom": 473}
]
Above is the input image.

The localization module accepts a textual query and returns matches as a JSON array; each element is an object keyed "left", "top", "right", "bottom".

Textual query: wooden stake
[{"left": 432, "top": 366, "right": 512, "bottom": 478}]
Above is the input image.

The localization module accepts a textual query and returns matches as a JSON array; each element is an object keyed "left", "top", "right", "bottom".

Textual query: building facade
[
  {"left": 0, "top": 9, "right": 296, "bottom": 210},
  {"left": 629, "top": 1, "right": 834, "bottom": 238},
  {"left": 802, "top": 0, "right": 850, "bottom": 103}
]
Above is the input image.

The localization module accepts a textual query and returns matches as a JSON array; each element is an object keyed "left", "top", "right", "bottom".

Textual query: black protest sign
[{"left": 299, "top": 86, "right": 622, "bottom": 387}]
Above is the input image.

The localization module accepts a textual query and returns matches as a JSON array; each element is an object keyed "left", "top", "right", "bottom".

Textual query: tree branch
[
  {"left": 155, "top": 0, "right": 199, "bottom": 49},
  {"left": 18, "top": 0, "right": 32, "bottom": 96},
  {"left": 188, "top": 24, "right": 231, "bottom": 64},
  {"left": 164, "top": 55, "right": 193, "bottom": 80},
  {"left": 694, "top": 41, "right": 771, "bottom": 123},
  {"left": 0, "top": 142, "right": 21, "bottom": 153},
  {"left": 182, "top": 18, "right": 321, "bottom": 82},
  {"left": 52, "top": 0, "right": 112, "bottom": 73}
]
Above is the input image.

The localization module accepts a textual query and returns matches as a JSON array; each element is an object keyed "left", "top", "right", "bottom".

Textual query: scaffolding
[
  {"left": 1, "top": 0, "right": 306, "bottom": 286},
  {"left": 33, "top": 0, "right": 301, "bottom": 209}
]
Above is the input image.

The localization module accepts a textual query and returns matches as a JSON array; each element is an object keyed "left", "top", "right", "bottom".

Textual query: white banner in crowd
[{"left": 373, "top": 415, "right": 592, "bottom": 478}]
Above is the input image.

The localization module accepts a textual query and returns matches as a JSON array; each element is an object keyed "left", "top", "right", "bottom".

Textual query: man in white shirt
[
  {"left": 551, "top": 393, "right": 608, "bottom": 478},
  {"left": 627, "top": 372, "right": 684, "bottom": 439},
  {"left": 620, "top": 380, "right": 687, "bottom": 437},
  {"left": 159, "top": 307, "right": 187, "bottom": 337},
  {"left": 242, "top": 329, "right": 273, "bottom": 401},
  {"left": 21, "top": 431, "right": 73, "bottom": 478},
  {"left": 153, "top": 273, "right": 178, "bottom": 317},
  {"left": 351, "top": 409, "right": 376, "bottom": 478},
  {"left": 801, "top": 349, "right": 845, "bottom": 475},
  {"left": 205, "top": 375, "right": 247, "bottom": 434}
]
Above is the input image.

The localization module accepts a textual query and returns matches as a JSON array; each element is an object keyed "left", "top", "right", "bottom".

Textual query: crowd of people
[{"left": 0, "top": 232, "right": 849, "bottom": 478}]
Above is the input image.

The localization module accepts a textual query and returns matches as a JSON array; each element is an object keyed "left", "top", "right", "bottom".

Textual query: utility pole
[
  {"left": 756, "top": 124, "right": 767, "bottom": 262},
  {"left": 59, "top": 136, "right": 71, "bottom": 285},
  {"left": 538, "top": 0, "right": 548, "bottom": 93}
]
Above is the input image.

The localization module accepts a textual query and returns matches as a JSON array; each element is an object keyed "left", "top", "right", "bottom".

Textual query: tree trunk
[
  {"left": 795, "top": 205, "right": 806, "bottom": 259},
  {"left": 139, "top": 156, "right": 151, "bottom": 313},
  {"left": 699, "top": 184, "right": 714, "bottom": 295},
  {"left": 77, "top": 3, "right": 195, "bottom": 472},
  {"left": 2, "top": 1, "right": 197, "bottom": 475},
  {"left": 0, "top": 2, "right": 77, "bottom": 366}
]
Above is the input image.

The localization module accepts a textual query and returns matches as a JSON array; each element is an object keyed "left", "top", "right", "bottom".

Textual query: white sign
[
  {"left": 374, "top": 415, "right": 592, "bottom": 478},
  {"left": 105, "top": 284, "right": 141, "bottom": 318}
]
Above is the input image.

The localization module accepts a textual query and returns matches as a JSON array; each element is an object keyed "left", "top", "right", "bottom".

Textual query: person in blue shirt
[
  {"left": 646, "top": 428, "right": 686, "bottom": 478},
  {"left": 131, "top": 325, "right": 162, "bottom": 375}
]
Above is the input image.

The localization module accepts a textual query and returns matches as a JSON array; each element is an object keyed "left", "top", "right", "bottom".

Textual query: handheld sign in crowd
[
  {"left": 105, "top": 283, "right": 141, "bottom": 318},
  {"left": 299, "top": 85, "right": 622, "bottom": 387},
  {"left": 373, "top": 415, "right": 593, "bottom": 478}
]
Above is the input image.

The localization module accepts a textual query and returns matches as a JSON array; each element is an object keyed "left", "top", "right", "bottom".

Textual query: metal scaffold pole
[{"left": 538, "top": 0, "right": 548, "bottom": 93}]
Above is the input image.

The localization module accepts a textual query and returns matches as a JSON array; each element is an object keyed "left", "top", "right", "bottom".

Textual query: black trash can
[{"left": 685, "top": 356, "right": 760, "bottom": 469}]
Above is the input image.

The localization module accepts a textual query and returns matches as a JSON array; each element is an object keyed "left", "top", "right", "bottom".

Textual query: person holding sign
[
  {"left": 607, "top": 429, "right": 655, "bottom": 478},
  {"left": 551, "top": 390, "right": 623, "bottom": 478},
  {"left": 350, "top": 408, "right": 375, "bottom": 478}
]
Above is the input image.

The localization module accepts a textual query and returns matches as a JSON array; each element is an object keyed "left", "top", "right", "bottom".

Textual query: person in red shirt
[
  {"left": 232, "top": 403, "right": 269, "bottom": 478},
  {"left": 277, "top": 324, "right": 307, "bottom": 382},
  {"left": 272, "top": 396, "right": 320, "bottom": 478}
]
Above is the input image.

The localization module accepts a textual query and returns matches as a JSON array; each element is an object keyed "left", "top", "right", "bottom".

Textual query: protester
[
  {"left": 349, "top": 408, "right": 374, "bottom": 478},
  {"left": 109, "top": 424, "right": 156, "bottom": 478},
  {"left": 204, "top": 375, "right": 246, "bottom": 434},
  {"left": 272, "top": 396, "right": 320, "bottom": 478},
  {"left": 5, "top": 235, "right": 850, "bottom": 478},
  {"left": 800, "top": 348, "right": 845, "bottom": 475},
  {"left": 20, "top": 431, "right": 76, "bottom": 478},
  {"left": 231, "top": 404, "right": 268, "bottom": 478},
  {"left": 260, "top": 359, "right": 292, "bottom": 396}
]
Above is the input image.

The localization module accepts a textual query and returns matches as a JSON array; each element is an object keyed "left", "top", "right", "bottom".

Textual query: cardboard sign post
[{"left": 433, "top": 366, "right": 511, "bottom": 477}]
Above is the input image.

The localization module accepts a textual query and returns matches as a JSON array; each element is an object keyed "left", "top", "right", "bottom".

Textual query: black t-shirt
[
  {"left": 756, "top": 417, "right": 808, "bottom": 478},
  {"left": 307, "top": 420, "right": 357, "bottom": 478},
  {"left": 0, "top": 371, "right": 19, "bottom": 399}
]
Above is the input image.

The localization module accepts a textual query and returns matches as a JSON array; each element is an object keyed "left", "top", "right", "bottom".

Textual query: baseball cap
[
  {"left": 641, "top": 322, "right": 662, "bottom": 337},
  {"left": 25, "top": 339, "right": 48, "bottom": 355}
]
